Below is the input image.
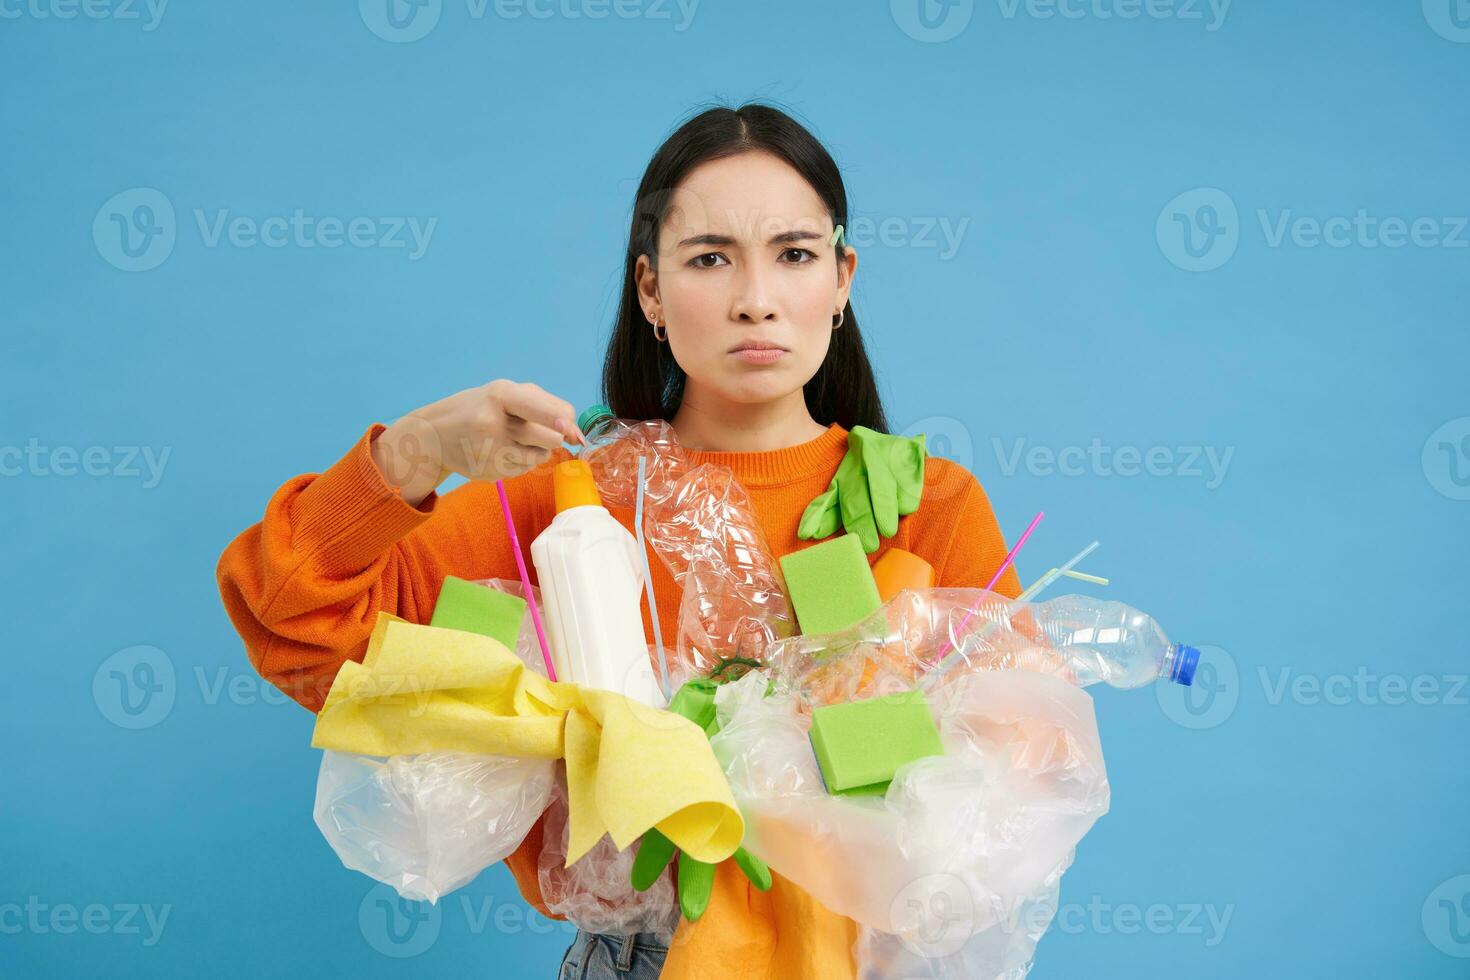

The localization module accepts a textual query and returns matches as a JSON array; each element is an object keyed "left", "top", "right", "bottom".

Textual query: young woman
[{"left": 218, "top": 102, "right": 1020, "bottom": 979}]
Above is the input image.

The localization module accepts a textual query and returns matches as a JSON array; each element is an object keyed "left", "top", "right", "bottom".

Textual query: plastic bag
[
  {"left": 313, "top": 750, "right": 555, "bottom": 904},
  {"left": 312, "top": 578, "right": 555, "bottom": 902},
  {"left": 537, "top": 765, "right": 680, "bottom": 936},
  {"left": 709, "top": 666, "right": 1109, "bottom": 979}
]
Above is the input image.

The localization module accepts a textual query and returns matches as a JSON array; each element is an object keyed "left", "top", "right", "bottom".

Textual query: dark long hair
[{"left": 599, "top": 103, "right": 890, "bottom": 434}]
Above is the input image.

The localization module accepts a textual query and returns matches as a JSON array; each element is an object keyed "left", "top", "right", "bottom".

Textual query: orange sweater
[{"left": 217, "top": 421, "right": 1021, "bottom": 979}]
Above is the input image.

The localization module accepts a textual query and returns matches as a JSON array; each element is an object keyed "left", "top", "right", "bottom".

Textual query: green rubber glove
[
  {"left": 798, "top": 426, "right": 926, "bottom": 554},
  {"left": 628, "top": 678, "right": 774, "bottom": 920},
  {"left": 630, "top": 828, "right": 772, "bottom": 921}
]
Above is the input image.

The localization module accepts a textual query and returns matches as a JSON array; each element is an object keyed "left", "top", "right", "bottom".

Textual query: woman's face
[{"left": 636, "top": 150, "right": 857, "bottom": 409}]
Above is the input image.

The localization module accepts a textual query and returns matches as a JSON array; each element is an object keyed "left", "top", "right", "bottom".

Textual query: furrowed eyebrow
[{"left": 676, "top": 229, "right": 826, "bottom": 248}]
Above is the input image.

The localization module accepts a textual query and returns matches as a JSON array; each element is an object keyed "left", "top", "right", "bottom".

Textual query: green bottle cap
[{"left": 577, "top": 404, "right": 614, "bottom": 433}]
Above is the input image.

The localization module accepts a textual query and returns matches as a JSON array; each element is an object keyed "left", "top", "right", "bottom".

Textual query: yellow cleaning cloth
[{"left": 310, "top": 613, "right": 744, "bottom": 866}]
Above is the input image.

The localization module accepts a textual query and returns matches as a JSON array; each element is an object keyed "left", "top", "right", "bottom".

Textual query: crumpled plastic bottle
[{"left": 575, "top": 410, "right": 797, "bottom": 674}]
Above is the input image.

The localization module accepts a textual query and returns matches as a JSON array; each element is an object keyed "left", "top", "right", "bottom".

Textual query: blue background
[{"left": 4, "top": 0, "right": 1468, "bottom": 976}]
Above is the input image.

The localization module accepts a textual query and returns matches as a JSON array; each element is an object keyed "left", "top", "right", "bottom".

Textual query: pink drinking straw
[
  {"left": 496, "top": 479, "right": 557, "bottom": 682},
  {"left": 930, "top": 509, "right": 1045, "bottom": 664}
]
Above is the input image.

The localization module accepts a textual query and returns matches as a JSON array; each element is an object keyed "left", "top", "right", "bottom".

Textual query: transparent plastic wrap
[
  {"left": 763, "top": 589, "right": 1195, "bottom": 708},
  {"left": 537, "top": 766, "right": 680, "bottom": 937},
  {"left": 710, "top": 669, "right": 1106, "bottom": 930},
  {"left": 711, "top": 627, "right": 1112, "bottom": 979},
  {"left": 765, "top": 589, "right": 1064, "bottom": 709},
  {"left": 314, "top": 750, "right": 555, "bottom": 904},
  {"left": 575, "top": 415, "right": 796, "bottom": 673},
  {"left": 312, "top": 579, "right": 556, "bottom": 903}
]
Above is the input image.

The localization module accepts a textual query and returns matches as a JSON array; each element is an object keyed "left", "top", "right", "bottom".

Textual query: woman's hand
[{"left": 370, "top": 380, "right": 585, "bottom": 506}]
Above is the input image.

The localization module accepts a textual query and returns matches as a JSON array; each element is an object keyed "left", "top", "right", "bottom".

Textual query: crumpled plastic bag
[
  {"left": 313, "top": 750, "right": 555, "bottom": 904},
  {"left": 312, "top": 578, "right": 556, "bottom": 903},
  {"left": 537, "top": 765, "right": 680, "bottom": 937},
  {"left": 710, "top": 666, "right": 1109, "bottom": 979}
]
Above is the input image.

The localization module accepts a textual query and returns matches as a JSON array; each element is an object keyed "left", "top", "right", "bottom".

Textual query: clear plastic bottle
[
  {"left": 1029, "top": 595, "right": 1199, "bottom": 689},
  {"left": 571, "top": 405, "right": 797, "bottom": 673}
]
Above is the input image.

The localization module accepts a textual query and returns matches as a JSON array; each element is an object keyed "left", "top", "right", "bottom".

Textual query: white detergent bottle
[{"left": 530, "top": 458, "right": 664, "bottom": 707}]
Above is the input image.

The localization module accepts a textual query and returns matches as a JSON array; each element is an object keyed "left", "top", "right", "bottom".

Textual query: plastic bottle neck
[{"left": 1164, "top": 643, "right": 1200, "bottom": 686}]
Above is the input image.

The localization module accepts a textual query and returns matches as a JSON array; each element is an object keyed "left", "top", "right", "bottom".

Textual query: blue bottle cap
[
  {"left": 1171, "top": 644, "right": 1200, "bottom": 686},
  {"left": 577, "top": 404, "right": 613, "bottom": 433}
]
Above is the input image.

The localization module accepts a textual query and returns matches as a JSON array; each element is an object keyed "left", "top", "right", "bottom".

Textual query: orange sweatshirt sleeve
[
  {"left": 215, "top": 424, "right": 561, "bottom": 713},
  {"left": 906, "top": 457, "right": 1022, "bottom": 599},
  {"left": 217, "top": 423, "right": 568, "bottom": 919}
]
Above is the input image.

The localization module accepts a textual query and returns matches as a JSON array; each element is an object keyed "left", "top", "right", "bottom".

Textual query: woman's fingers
[{"left": 496, "top": 381, "right": 581, "bottom": 446}]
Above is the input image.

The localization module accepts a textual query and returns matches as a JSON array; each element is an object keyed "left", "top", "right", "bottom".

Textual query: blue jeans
[{"left": 557, "top": 930, "right": 670, "bottom": 979}]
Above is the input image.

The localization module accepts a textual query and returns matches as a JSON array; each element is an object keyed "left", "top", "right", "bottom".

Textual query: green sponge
[
  {"left": 430, "top": 576, "right": 527, "bottom": 650},
  {"left": 779, "top": 533, "right": 882, "bottom": 636},
  {"left": 809, "top": 688, "right": 944, "bottom": 797}
]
